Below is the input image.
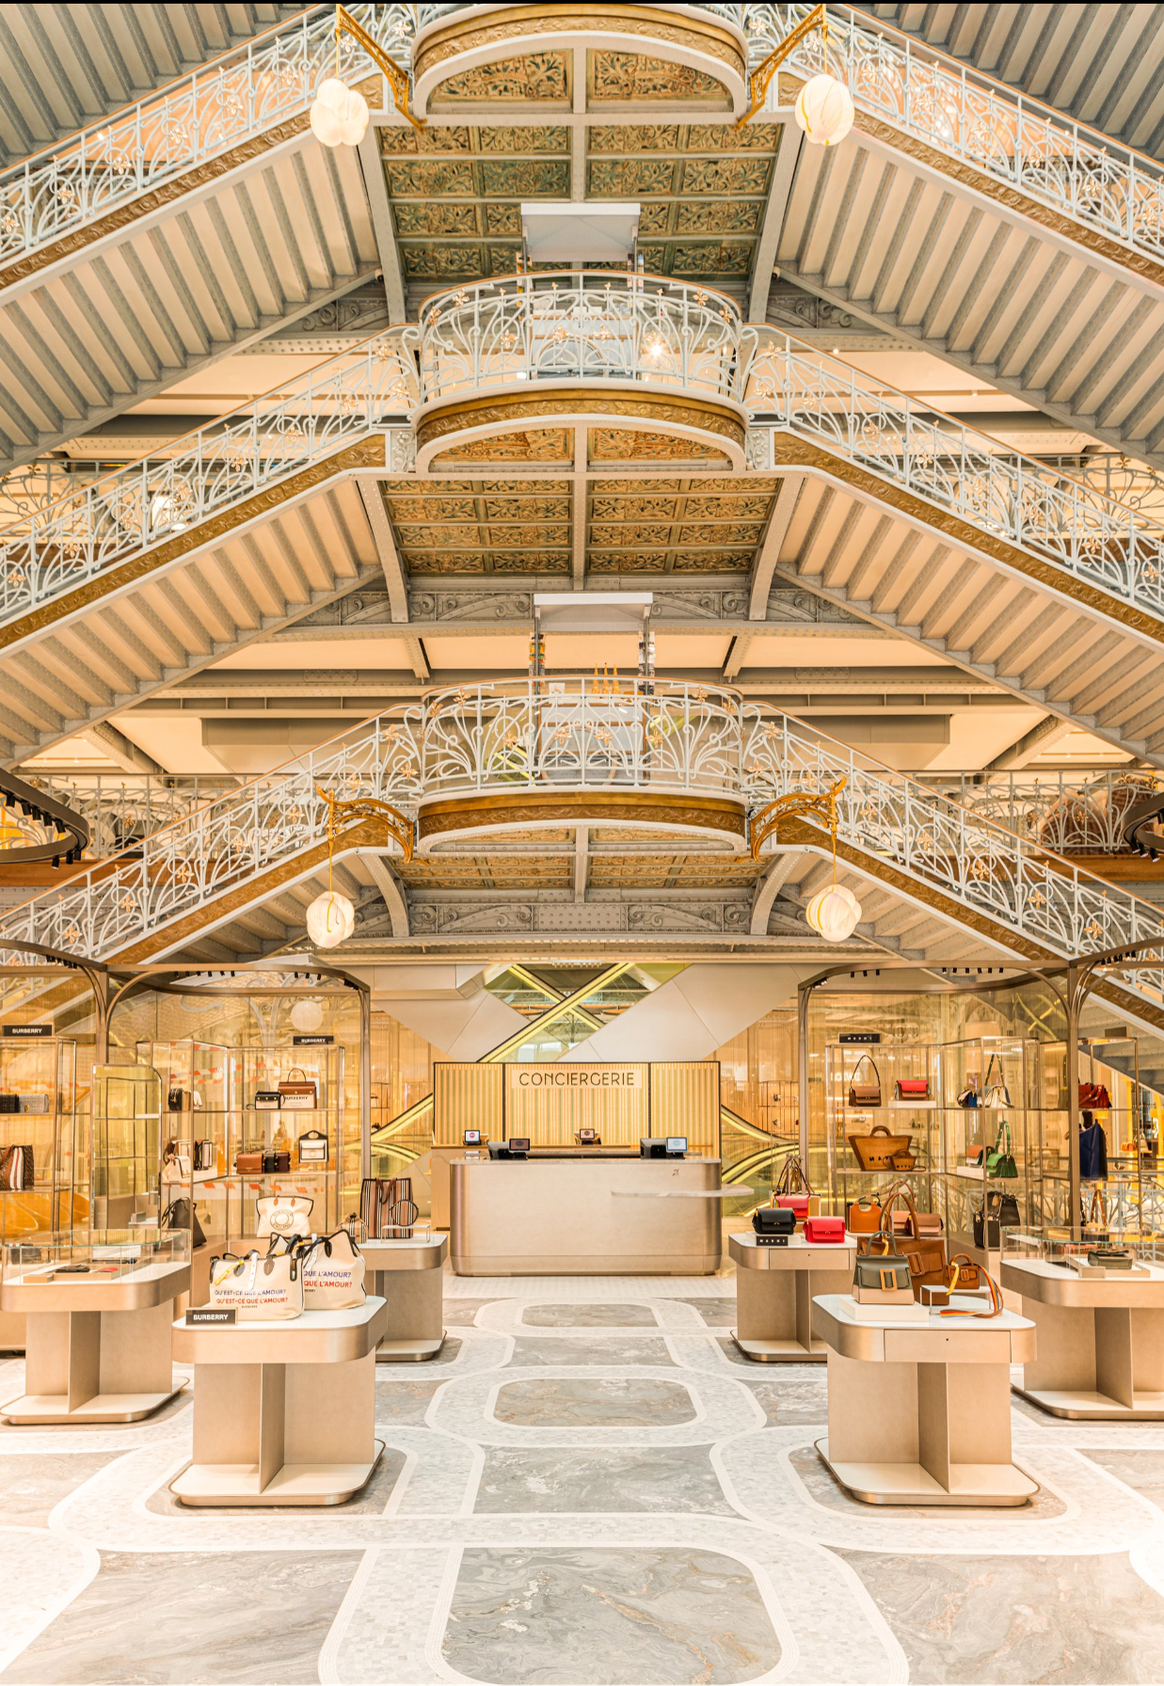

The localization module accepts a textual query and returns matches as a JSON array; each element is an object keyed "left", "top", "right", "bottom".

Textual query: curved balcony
[
  {"left": 414, "top": 273, "right": 754, "bottom": 470},
  {"left": 410, "top": 4, "right": 749, "bottom": 119},
  {"left": 414, "top": 676, "right": 753, "bottom": 847}
]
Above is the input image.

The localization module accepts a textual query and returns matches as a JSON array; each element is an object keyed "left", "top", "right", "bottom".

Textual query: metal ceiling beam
[
  {"left": 749, "top": 127, "right": 803, "bottom": 323},
  {"left": 360, "top": 851, "right": 410, "bottom": 939},
  {"left": 356, "top": 481, "right": 409, "bottom": 622}
]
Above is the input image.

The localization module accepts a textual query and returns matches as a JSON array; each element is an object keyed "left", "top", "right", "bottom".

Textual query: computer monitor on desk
[
  {"left": 488, "top": 1138, "right": 530, "bottom": 1160},
  {"left": 639, "top": 1136, "right": 687, "bottom": 1159}
]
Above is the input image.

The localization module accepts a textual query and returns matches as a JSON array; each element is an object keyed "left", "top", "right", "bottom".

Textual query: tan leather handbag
[
  {"left": 847, "top": 1053, "right": 882, "bottom": 1107},
  {"left": 881, "top": 1183, "right": 947, "bottom": 1300},
  {"left": 847, "top": 1123, "right": 910, "bottom": 1170}
]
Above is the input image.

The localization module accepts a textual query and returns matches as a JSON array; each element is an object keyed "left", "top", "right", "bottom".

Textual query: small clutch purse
[
  {"left": 236, "top": 1150, "right": 263, "bottom": 1174},
  {"left": 894, "top": 1078, "right": 929, "bottom": 1100}
]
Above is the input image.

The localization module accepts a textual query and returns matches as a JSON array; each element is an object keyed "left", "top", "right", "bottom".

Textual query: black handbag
[
  {"left": 753, "top": 1206, "right": 795, "bottom": 1237},
  {"left": 163, "top": 1196, "right": 206, "bottom": 1250},
  {"left": 973, "top": 1189, "right": 1020, "bottom": 1248},
  {"left": 1079, "top": 1113, "right": 1108, "bottom": 1180}
]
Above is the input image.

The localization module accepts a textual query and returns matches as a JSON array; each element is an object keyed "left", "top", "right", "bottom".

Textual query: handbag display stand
[
  {"left": 360, "top": 1234, "right": 449, "bottom": 1362},
  {"left": 811, "top": 1292, "right": 1038, "bottom": 1506},
  {"left": 170, "top": 1297, "right": 388, "bottom": 1505},
  {"left": 0, "top": 1258, "right": 191, "bottom": 1425},
  {"left": 1002, "top": 1255, "right": 1164, "bottom": 1419},
  {"left": 728, "top": 1231, "right": 857, "bottom": 1362}
]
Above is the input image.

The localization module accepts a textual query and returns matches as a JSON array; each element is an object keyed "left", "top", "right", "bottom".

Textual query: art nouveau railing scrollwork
[
  {"left": 919, "top": 770, "right": 1164, "bottom": 858},
  {"left": 741, "top": 713, "right": 1164, "bottom": 1013},
  {"left": 0, "top": 714, "right": 421, "bottom": 962},
  {"left": 735, "top": 3, "right": 1164, "bottom": 262},
  {"left": 0, "top": 3, "right": 418, "bottom": 271},
  {"left": 0, "top": 332, "right": 416, "bottom": 627},
  {"left": 417, "top": 275, "right": 753, "bottom": 408},
  {"left": 418, "top": 677, "right": 747, "bottom": 797},
  {"left": 744, "top": 334, "right": 1164, "bottom": 619}
]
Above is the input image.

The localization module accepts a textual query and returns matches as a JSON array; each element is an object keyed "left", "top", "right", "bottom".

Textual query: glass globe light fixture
[
  {"left": 309, "top": 77, "right": 369, "bottom": 148},
  {"left": 795, "top": 73, "right": 855, "bottom": 146},
  {"left": 289, "top": 997, "right": 325, "bottom": 1033},
  {"left": 805, "top": 882, "right": 862, "bottom": 942},
  {"left": 306, "top": 889, "right": 355, "bottom": 948}
]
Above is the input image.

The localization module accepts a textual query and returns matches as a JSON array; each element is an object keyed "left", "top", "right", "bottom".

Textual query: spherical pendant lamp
[
  {"left": 794, "top": 73, "right": 855, "bottom": 146},
  {"left": 289, "top": 997, "right": 325, "bottom": 1033},
  {"left": 310, "top": 77, "right": 369, "bottom": 148},
  {"left": 306, "top": 889, "right": 355, "bottom": 948},
  {"left": 805, "top": 881, "right": 862, "bottom": 942}
]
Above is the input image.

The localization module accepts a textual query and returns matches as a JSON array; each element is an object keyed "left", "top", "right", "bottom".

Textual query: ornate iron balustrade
[
  {"left": 0, "top": 3, "right": 417, "bottom": 268},
  {"left": 24, "top": 774, "right": 240, "bottom": 857},
  {"left": 418, "top": 677, "right": 747, "bottom": 795},
  {"left": 3, "top": 686, "right": 1164, "bottom": 1026},
  {"left": 0, "top": 331, "right": 416, "bottom": 625},
  {"left": 745, "top": 334, "right": 1164, "bottom": 617},
  {"left": 916, "top": 770, "right": 1164, "bottom": 857},
  {"left": 741, "top": 713, "right": 1164, "bottom": 1011},
  {"left": 738, "top": 3, "right": 1164, "bottom": 260},
  {"left": 0, "top": 712, "right": 421, "bottom": 961},
  {"left": 417, "top": 274, "right": 752, "bottom": 407}
]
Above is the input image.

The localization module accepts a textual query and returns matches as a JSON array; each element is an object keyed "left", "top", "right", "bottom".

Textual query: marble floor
[{"left": 3, "top": 1267, "right": 1164, "bottom": 1684}]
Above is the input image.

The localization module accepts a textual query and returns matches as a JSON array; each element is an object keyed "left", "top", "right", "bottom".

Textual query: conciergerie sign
[{"left": 514, "top": 1066, "right": 643, "bottom": 1088}]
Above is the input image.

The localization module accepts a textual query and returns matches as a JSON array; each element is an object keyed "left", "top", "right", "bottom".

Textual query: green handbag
[{"left": 985, "top": 1120, "right": 1017, "bottom": 1178}]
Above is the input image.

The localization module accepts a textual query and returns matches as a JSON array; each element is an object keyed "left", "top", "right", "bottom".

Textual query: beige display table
[
  {"left": 813, "top": 1293, "right": 1038, "bottom": 1507},
  {"left": 0, "top": 1258, "right": 190, "bottom": 1424},
  {"left": 1002, "top": 1256, "right": 1164, "bottom": 1419},
  {"left": 170, "top": 1297, "right": 387, "bottom": 1507},
  {"left": 729, "top": 1232, "right": 857, "bottom": 1361},
  {"left": 361, "top": 1235, "right": 448, "bottom": 1362},
  {"left": 450, "top": 1155, "right": 725, "bottom": 1275}
]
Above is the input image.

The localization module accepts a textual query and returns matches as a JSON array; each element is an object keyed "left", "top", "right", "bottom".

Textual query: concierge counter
[{"left": 449, "top": 1154, "right": 725, "bottom": 1275}]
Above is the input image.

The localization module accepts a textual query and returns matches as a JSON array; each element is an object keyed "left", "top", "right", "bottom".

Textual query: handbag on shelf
[
  {"left": 985, "top": 1121, "right": 1018, "bottom": 1178},
  {"left": 235, "top": 1149, "right": 264, "bottom": 1175},
  {"left": 162, "top": 1196, "right": 206, "bottom": 1250},
  {"left": 261, "top": 1150, "right": 292, "bottom": 1175},
  {"left": 888, "top": 1204, "right": 943, "bottom": 1238},
  {"left": 891, "top": 1137, "right": 916, "bottom": 1171},
  {"left": 302, "top": 1229, "right": 366, "bottom": 1311},
  {"left": 161, "top": 1139, "right": 191, "bottom": 1185},
  {"left": 893, "top": 1078, "right": 929, "bottom": 1101},
  {"left": 20, "top": 1094, "right": 50, "bottom": 1114},
  {"left": 773, "top": 1152, "right": 814, "bottom": 1221},
  {"left": 939, "top": 1258, "right": 1004, "bottom": 1318},
  {"left": 0, "top": 1094, "right": 18, "bottom": 1114},
  {"left": 846, "top": 1194, "right": 883, "bottom": 1235},
  {"left": 1079, "top": 1113, "right": 1108, "bottom": 1180},
  {"left": 847, "top": 1053, "right": 882, "bottom": 1108},
  {"left": 852, "top": 1234, "right": 914, "bottom": 1303},
  {"left": 193, "top": 1140, "right": 216, "bottom": 1173},
  {"left": 880, "top": 1183, "right": 948, "bottom": 1300},
  {"left": 360, "top": 1175, "right": 417, "bottom": 1239},
  {"left": 208, "top": 1239, "right": 305, "bottom": 1321},
  {"left": 254, "top": 1091, "right": 283, "bottom": 1112},
  {"left": 804, "top": 1215, "right": 845, "bottom": 1243},
  {"left": 168, "top": 1087, "right": 192, "bottom": 1113},
  {"left": 0, "top": 1143, "right": 33, "bottom": 1190},
  {"left": 847, "top": 1123, "right": 910, "bottom": 1170},
  {"left": 1079, "top": 1081, "right": 1112, "bottom": 1110},
  {"left": 973, "top": 1189, "right": 1020, "bottom": 1249},
  {"left": 297, "top": 1129, "right": 328, "bottom": 1166},
  {"left": 277, "top": 1068, "right": 318, "bottom": 1111},
  {"left": 1090, "top": 1246, "right": 1134, "bottom": 1270},
  {"left": 255, "top": 1192, "right": 315, "bottom": 1239},
  {"left": 957, "top": 1071, "right": 981, "bottom": 1108},
  {"left": 981, "top": 1053, "right": 1012, "bottom": 1109}
]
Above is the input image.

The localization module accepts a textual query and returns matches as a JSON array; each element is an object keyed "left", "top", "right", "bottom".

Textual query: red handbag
[
  {"left": 775, "top": 1193, "right": 810, "bottom": 1221},
  {"left": 804, "top": 1216, "right": 845, "bottom": 1243},
  {"left": 894, "top": 1078, "right": 929, "bottom": 1100}
]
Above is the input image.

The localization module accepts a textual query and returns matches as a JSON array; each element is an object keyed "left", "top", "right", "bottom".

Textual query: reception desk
[{"left": 449, "top": 1154, "right": 725, "bottom": 1275}]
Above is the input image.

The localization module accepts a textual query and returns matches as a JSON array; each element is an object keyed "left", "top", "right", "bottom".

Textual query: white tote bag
[
  {"left": 208, "top": 1243, "right": 304, "bottom": 1321},
  {"left": 302, "top": 1230, "right": 366, "bottom": 1312},
  {"left": 255, "top": 1192, "right": 314, "bottom": 1239}
]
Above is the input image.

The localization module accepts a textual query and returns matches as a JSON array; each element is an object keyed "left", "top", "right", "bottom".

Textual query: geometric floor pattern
[{"left": 3, "top": 1269, "right": 1164, "bottom": 1683}]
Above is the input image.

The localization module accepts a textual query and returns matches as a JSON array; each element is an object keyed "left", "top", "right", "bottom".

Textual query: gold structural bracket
[
  {"left": 334, "top": 4, "right": 424, "bottom": 131},
  {"left": 749, "top": 775, "right": 847, "bottom": 861},
  {"left": 737, "top": 2, "right": 828, "bottom": 128},
  {"left": 316, "top": 785, "right": 415, "bottom": 862}
]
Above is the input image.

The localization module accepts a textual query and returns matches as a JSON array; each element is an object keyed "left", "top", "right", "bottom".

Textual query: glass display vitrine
[
  {"left": 0, "top": 1033, "right": 81, "bottom": 1241},
  {"left": 825, "top": 1039, "right": 941, "bottom": 1222},
  {"left": 90, "top": 1064, "right": 167, "bottom": 1231}
]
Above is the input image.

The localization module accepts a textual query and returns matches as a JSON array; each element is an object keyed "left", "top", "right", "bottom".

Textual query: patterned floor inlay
[
  {"left": 1084, "top": 1450, "right": 1164, "bottom": 1513},
  {"left": 474, "top": 1447, "right": 737, "bottom": 1515},
  {"left": 733, "top": 1367, "right": 829, "bottom": 1425},
  {"left": 0, "top": 1549, "right": 364, "bottom": 1685},
  {"left": 0, "top": 1453, "right": 125, "bottom": 1527},
  {"left": 506, "top": 1336, "right": 676, "bottom": 1368},
  {"left": 678, "top": 1298, "right": 736, "bottom": 1327},
  {"left": 492, "top": 1378, "right": 697, "bottom": 1428},
  {"left": 838, "top": 1548, "right": 1164, "bottom": 1685},
  {"left": 442, "top": 1546, "right": 781, "bottom": 1685},
  {"left": 522, "top": 1304, "right": 659, "bottom": 1328}
]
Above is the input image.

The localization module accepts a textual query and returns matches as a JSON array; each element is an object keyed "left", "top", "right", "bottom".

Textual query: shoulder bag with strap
[
  {"left": 985, "top": 1120, "right": 1017, "bottom": 1178},
  {"left": 852, "top": 1230, "right": 914, "bottom": 1302},
  {"left": 848, "top": 1053, "right": 882, "bottom": 1107},
  {"left": 981, "top": 1053, "right": 1012, "bottom": 1108},
  {"left": 255, "top": 1191, "right": 315, "bottom": 1239},
  {"left": 881, "top": 1182, "right": 947, "bottom": 1300},
  {"left": 773, "top": 1151, "right": 814, "bottom": 1220},
  {"left": 278, "top": 1067, "right": 318, "bottom": 1110},
  {"left": 302, "top": 1230, "right": 366, "bottom": 1311},
  {"left": 939, "top": 1256, "right": 1004, "bottom": 1318},
  {"left": 208, "top": 1237, "right": 305, "bottom": 1321}
]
